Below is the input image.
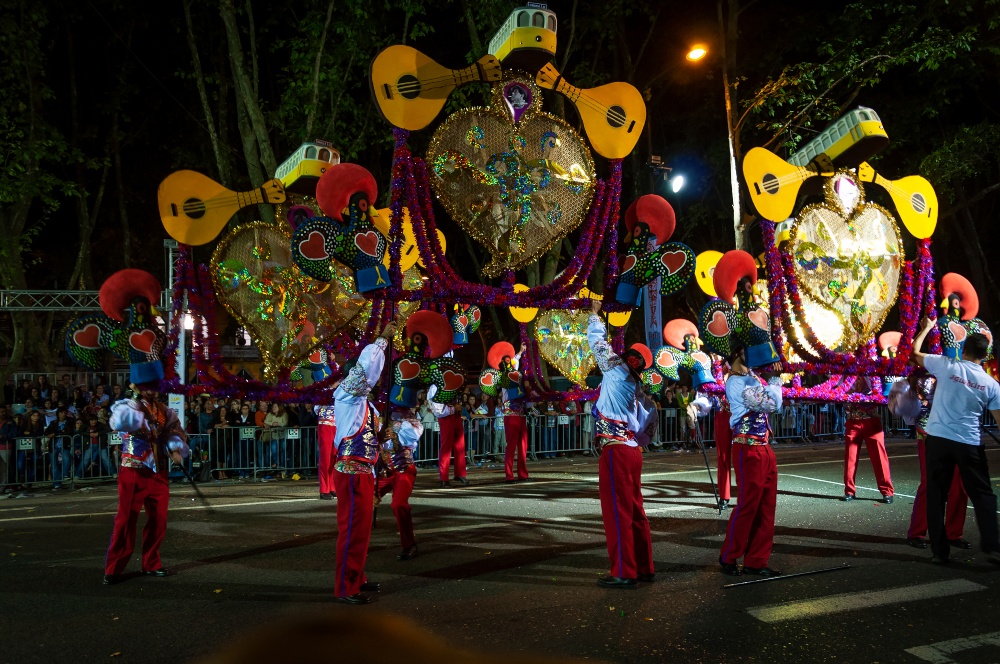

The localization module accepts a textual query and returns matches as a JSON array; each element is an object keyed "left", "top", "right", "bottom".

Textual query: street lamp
[
  {"left": 686, "top": 45, "right": 708, "bottom": 62},
  {"left": 671, "top": 175, "right": 686, "bottom": 194}
]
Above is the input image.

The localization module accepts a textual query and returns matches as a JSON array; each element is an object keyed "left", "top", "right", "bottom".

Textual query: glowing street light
[
  {"left": 670, "top": 175, "right": 685, "bottom": 193},
  {"left": 686, "top": 45, "right": 707, "bottom": 61}
]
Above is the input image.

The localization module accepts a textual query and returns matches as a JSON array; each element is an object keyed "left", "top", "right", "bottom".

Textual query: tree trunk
[
  {"left": 183, "top": 0, "right": 231, "bottom": 186},
  {"left": 952, "top": 181, "right": 998, "bottom": 321},
  {"left": 305, "top": 0, "right": 336, "bottom": 138},
  {"left": 232, "top": 80, "right": 273, "bottom": 223}
]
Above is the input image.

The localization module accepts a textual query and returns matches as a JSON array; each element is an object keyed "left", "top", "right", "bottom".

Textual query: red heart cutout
[
  {"left": 472, "top": 309, "right": 481, "bottom": 322},
  {"left": 747, "top": 309, "right": 769, "bottom": 331},
  {"left": 442, "top": 369, "right": 464, "bottom": 392},
  {"left": 621, "top": 255, "right": 637, "bottom": 274},
  {"left": 298, "top": 231, "right": 330, "bottom": 260},
  {"left": 309, "top": 350, "right": 324, "bottom": 364},
  {"left": 949, "top": 321, "right": 967, "bottom": 343},
  {"left": 354, "top": 230, "right": 381, "bottom": 257},
  {"left": 660, "top": 251, "right": 688, "bottom": 275},
  {"left": 458, "top": 315, "right": 468, "bottom": 327},
  {"left": 707, "top": 311, "right": 730, "bottom": 338},
  {"left": 650, "top": 372, "right": 663, "bottom": 385},
  {"left": 129, "top": 330, "right": 156, "bottom": 354},
  {"left": 398, "top": 358, "right": 421, "bottom": 381},
  {"left": 691, "top": 351, "right": 710, "bottom": 367},
  {"left": 507, "top": 371, "right": 521, "bottom": 383},
  {"left": 656, "top": 349, "right": 676, "bottom": 368},
  {"left": 73, "top": 324, "right": 102, "bottom": 349},
  {"left": 480, "top": 372, "right": 495, "bottom": 387}
]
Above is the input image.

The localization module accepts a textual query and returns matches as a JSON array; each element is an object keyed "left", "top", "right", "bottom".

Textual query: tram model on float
[
  {"left": 788, "top": 106, "right": 888, "bottom": 171},
  {"left": 488, "top": 2, "right": 557, "bottom": 72},
  {"left": 275, "top": 139, "right": 341, "bottom": 195}
]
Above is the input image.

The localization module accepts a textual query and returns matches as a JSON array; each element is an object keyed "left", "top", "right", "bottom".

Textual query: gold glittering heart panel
[{"left": 534, "top": 308, "right": 596, "bottom": 387}]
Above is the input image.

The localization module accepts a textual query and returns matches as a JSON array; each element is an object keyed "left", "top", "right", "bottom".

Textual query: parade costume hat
[
  {"left": 938, "top": 273, "right": 992, "bottom": 360},
  {"left": 615, "top": 194, "right": 695, "bottom": 307},
  {"left": 66, "top": 269, "right": 166, "bottom": 387},
  {"left": 391, "top": 310, "right": 453, "bottom": 407},
  {"left": 622, "top": 343, "right": 653, "bottom": 381}
]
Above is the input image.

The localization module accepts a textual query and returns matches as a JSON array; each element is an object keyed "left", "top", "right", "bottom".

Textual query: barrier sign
[
  {"left": 240, "top": 427, "right": 256, "bottom": 440},
  {"left": 286, "top": 428, "right": 300, "bottom": 440},
  {"left": 17, "top": 437, "right": 34, "bottom": 451},
  {"left": 108, "top": 433, "right": 123, "bottom": 446}
]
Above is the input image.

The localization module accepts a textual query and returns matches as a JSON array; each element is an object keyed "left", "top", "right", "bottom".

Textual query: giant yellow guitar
[
  {"left": 370, "top": 45, "right": 502, "bottom": 131},
  {"left": 535, "top": 63, "right": 646, "bottom": 159},
  {"left": 157, "top": 170, "right": 286, "bottom": 246},
  {"left": 742, "top": 147, "right": 832, "bottom": 222},
  {"left": 857, "top": 162, "right": 938, "bottom": 239}
]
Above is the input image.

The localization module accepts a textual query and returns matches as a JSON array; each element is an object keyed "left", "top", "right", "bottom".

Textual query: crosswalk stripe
[
  {"left": 905, "top": 630, "right": 1000, "bottom": 663},
  {"left": 746, "top": 579, "right": 986, "bottom": 623}
]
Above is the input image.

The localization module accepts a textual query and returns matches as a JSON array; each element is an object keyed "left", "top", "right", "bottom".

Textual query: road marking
[
  {"left": 746, "top": 579, "right": 986, "bottom": 623},
  {"left": 781, "top": 473, "right": 916, "bottom": 500},
  {"left": 0, "top": 497, "right": 320, "bottom": 523},
  {"left": 905, "top": 630, "right": 1000, "bottom": 663}
]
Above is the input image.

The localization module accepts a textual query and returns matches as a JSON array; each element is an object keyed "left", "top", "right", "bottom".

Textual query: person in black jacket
[{"left": 44, "top": 408, "right": 74, "bottom": 489}]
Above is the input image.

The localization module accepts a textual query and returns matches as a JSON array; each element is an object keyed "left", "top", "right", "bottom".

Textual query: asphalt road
[{"left": 2, "top": 438, "right": 999, "bottom": 664}]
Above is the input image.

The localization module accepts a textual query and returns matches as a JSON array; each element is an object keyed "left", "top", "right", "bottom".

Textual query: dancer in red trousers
[
  {"left": 587, "top": 299, "right": 659, "bottom": 590},
  {"left": 713, "top": 394, "right": 733, "bottom": 510},
  {"left": 377, "top": 409, "right": 422, "bottom": 560},
  {"left": 315, "top": 402, "right": 337, "bottom": 500},
  {"left": 430, "top": 382, "right": 468, "bottom": 487},
  {"left": 331, "top": 322, "right": 396, "bottom": 605},
  {"left": 494, "top": 342, "right": 529, "bottom": 483},
  {"left": 840, "top": 375, "right": 894, "bottom": 503}
]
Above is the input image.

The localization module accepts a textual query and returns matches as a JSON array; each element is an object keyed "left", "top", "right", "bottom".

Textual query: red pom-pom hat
[
  {"left": 628, "top": 343, "right": 653, "bottom": 370},
  {"left": 405, "top": 310, "right": 453, "bottom": 359},
  {"left": 940, "top": 273, "right": 979, "bottom": 320},
  {"left": 99, "top": 269, "right": 161, "bottom": 322},
  {"left": 713, "top": 250, "right": 757, "bottom": 305},
  {"left": 315, "top": 163, "right": 378, "bottom": 222},
  {"left": 487, "top": 342, "right": 516, "bottom": 370},
  {"left": 663, "top": 319, "right": 700, "bottom": 349},
  {"left": 624, "top": 194, "right": 676, "bottom": 245}
]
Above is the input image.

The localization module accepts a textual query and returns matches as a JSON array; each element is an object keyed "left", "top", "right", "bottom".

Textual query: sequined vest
[
  {"left": 732, "top": 410, "right": 770, "bottom": 441},
  {"left": 317, "top": 405, "right": 336, "bottom": 427},
  {"left": 593, "top": 406, "right": 635, "bottom": 450},
  {"left": 336, "top": 402, "right": 379, "bottom": 467},
  {"left": 120, "top": 400, "right": 169, "bottom": 475},
  {"left": 390, "top": 445, "right": 415, "bottom": 472}
]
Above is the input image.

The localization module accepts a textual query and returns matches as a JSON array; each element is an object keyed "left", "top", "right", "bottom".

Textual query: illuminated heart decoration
[
  {"left": 397, "top": 358, "right": 421, "bottom": 381},
  {"left": 298, "top": 231, "right": 330, "bottom": 260},
  {"left": 949, "top": 321, "right": 967, "bottom": 343},
  {"left": 747, "top": 309, "right": 769, "bottom": 332},
  {"left": 354, "top": 231, "right": 381, "bottom": 257},
  {"left": 534, "top": 308, "right": 596, "bottom": 386},
  {"left": 427, "top": 78, "right": 596, "bottom": 277},
  {"left": 660, "top": 251, "right": 688, "bottom": 275},
  {"left": 788, "top": 184, "right": 901, "bottom": 352},
  {"left": 459, "top": 315, "right": 468, "bottom": 327},
  {"left": 707, "top": 311, "right": 730, "bottom": 338},
  {"left": 656, "top": 349, "right": 676, "bottom": 368},
  {"left": 508, "top": 371, "right": 521, "bottom": 383},
  {"left": 622, "top": 255, "right": 637, "bottom": 274},
  {"left": 129, "top": 330, "right": 156, "bottom": 354},
  {"left": 73, "top": 324, "right": 102, "bottom": 349},
  {"left": 442, "top": 369, "right": 464, "bottom": 392},
  {"left": 649, "top": 372, "right": 662, "bottom": 385},
  {"left": 211, "top": 222, "right": 365, "bottom": 380}
]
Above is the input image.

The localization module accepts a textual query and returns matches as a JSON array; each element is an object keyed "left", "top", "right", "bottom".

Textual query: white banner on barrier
[{"left": 643, "top": 237, "right": 662, "bottom": 350}]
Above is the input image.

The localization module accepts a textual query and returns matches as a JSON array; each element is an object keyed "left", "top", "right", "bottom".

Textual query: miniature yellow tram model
[
  {"left": 788, "top": 107, "right": 888, "bottom": 171},
  {"left": 488, "top": 2, "right": 557, "bottom": 72},
  {"left": 275, "top": 139, "right": 341, "bottom": 195}
]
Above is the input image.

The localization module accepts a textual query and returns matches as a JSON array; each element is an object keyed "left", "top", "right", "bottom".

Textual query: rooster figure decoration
[
  {"left": 389, "top": 310, "right": 454, "bottom": 408},
  {"left": 450, "top": 304, "right": 482, "bottom": 345},
  {"left": 938, "top": 272, "right": 993, "bottom": 360},
  {"left": 615, "top": 194, "right": 696, "bottom": 307},
  {"left": 699, "top": 250, "right": 779, "bottom": 368},
  {"left": 653, "top": 319, "right": 717, "bottom": 390},
  {"left": 65, "top": 269, "right": 167, "bottom": 385},
  {"left": 479, "top": 341, "right": 526, "bottom": 401},
  {"left": 291, "top": 163, "right": 390, "bottom": 293}
]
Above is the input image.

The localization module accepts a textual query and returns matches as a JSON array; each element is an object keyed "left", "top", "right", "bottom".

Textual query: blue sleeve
[{"left": 587, "top": 314, "right": 622, "bottom": 374}]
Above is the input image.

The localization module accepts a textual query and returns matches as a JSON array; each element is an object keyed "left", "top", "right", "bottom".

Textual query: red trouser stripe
[
  {"left": 598, "top": 445, "right": 653, "bottom": 579},
  {"left": 333, "top": 469, "right": 373, "bottom": 597},
  {"left": 720, "top": 444, "right": 777, "bottom": 568},
  {"left": 377, "top": 465, "right": 417, "bottom": 549},
  {"left": 438, "top": 413, "right": 466, "bottom": 481},
  {"left": 317, "top": 424, "right": 337, "bottom": 495},
  {"left": 843, "top": 417, "right": 894, "bottom": 496},
  {"left": 105, "top": 466, "right": 169, "bottom": 575},
  {"left": 504, "top": 415, "right": 529, "bottom": 480},
  {"left": 908, "top": 435, "right": 967, "bottom": 539}
]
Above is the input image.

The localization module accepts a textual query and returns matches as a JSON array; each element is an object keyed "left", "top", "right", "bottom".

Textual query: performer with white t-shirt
[{"left": 910, "top": 316, "right": 1000, "bottom": 565}]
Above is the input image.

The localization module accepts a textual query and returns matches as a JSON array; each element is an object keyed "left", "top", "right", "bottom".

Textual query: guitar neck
[
  {"left": 234, "top": 187, "right": 268, "bottom": 208},
  {"left": 453, "top": 63, "right": 486, "bottom": 86}
]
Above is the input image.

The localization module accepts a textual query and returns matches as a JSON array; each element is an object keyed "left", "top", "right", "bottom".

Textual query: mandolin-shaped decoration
[
  {"left": 158, "top": 170, "right": 286, "bottom": 246},
  {"left": 857, "top": 163, "right": 938, "bottom": 240},
  {"left": 66, "top": 270, "right": 167, "bottom": 385},
  {"left": 390, "top": 310, "right": 453, "bottom": 408},
  {"left": 291, "top": 163, "right": 390, "bottom": 293},
  {"left": 742, "top": 147, "right": 829, "bottom": 223},
  {"left": 615, "top": 194, "right": 695, "bottom": 307},
  {"left": 938, "top": 272, "right": 993, "bottom": 360}
]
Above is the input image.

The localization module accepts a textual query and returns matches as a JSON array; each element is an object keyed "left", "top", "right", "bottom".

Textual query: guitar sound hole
[
  {"left": 911, "top": 192, "right": 926, "bottom": 214},
  {"left": 397, "top": 74, "right": 421, "bottom": 100},
  {"left": 761, "top": 173, "right": 780, "bottom": 194},
  {"left": 606, "top": 105, "right": 626, "bottom": 128},
  {"left": 183, "top": 197, "right": 206, "bottom": 219}
]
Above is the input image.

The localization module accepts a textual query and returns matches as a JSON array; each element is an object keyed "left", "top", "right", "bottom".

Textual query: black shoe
[
  {"left": 878, "top": 494, "right": 894, "bottom": 504},
  {"left": 718, "top": 499, "right": 729, "bottom": 511},
  {"left": 637, "top": 573, "right": 655, "bottom": 583},
  {"left": 142, "top": 568, "right": 171, "bottom": 577},
  {"left": 505, "top": 479, "right": 516, "bottom": 484},
  {"left": 948, "top": 538, "right": 972, "bottom": 550},
  {"left": 455, "top": 476, "right": 469, "bottom": 486},
  {"left": 742, "top": 566, "right": 782, "bottom": 577},
  {"left": 103, "top": 574, "right": 124, "bottom": 585},
  {"left": 596, "top": 575, "right": 637, "bottom": 589},
  {"left": 319, "top": 493, "right": 333, "bottom": 500},
  {"left": 840, "top": 493, "right": 855, "bottom": 502},
  {"left": 333, "top": 593, "right": 370, "bottom": 605},
  {"left": 907, "top": 537, "right": 928, "bottom": 549},
  {"left": 719, "top": 556, "right": 741, "bottom": 576},
  {"left": 931, "top": 556, "right": 949, "bottom": 565},
  {"left": 360, "top": 581, "right": 381, "bottom": 592},
  {"left": 439, "top": 481, "right": 451, "bottom": 489},
  {"left": 397, "top": 545, "right": 419, "bottom": 561}
]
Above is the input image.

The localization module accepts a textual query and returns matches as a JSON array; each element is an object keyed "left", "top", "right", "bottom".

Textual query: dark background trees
[{"left": 2, "top": 0, "right": 998, "bottom": 375}]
